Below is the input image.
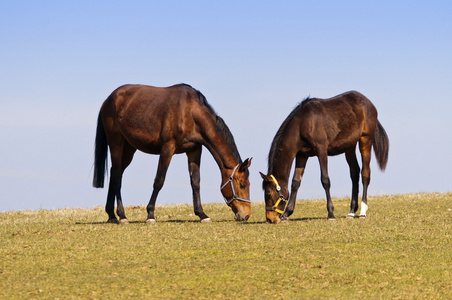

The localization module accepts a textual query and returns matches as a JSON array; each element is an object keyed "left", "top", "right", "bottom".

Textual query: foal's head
[
  {"left": 260, "top": 172, "right": 288, "bottom": 224},
  {"left": 221, "top": 158, "right": 252, "bottom": 221}
]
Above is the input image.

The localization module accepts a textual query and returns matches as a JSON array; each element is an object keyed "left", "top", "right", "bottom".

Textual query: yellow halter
[{"left": 266, "top": 175, "right": 288, "bottom": 215}]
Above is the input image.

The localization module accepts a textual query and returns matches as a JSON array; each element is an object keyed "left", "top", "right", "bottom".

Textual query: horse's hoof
[
  {"left": 200, "top": 218, "right": 211, "bottom": 223},
  {"left": 146, "top": 219, "right": 156, "bottom": 225},
  {"left": 346, "top": 213, "right": 355, "bottom": 219},
  {"left": 107, "top": 218, "right": 119, "bottom": 224},
  {"left": 327, "top": 217, "right": 336, "bottom": 221},
  {"left": 359, "top": 215, "right": 367, "bottom": 219},
  {"left": 119, "top": 218, "right": 129, "bottom": 225}
]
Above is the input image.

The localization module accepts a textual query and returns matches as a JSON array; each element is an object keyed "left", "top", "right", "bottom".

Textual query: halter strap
[
  {"left": 266, "top": 174, "right": 288, "bottom": 215},
  {"left": 221, "top": 164, "right": 251, "bottom": 206},
  {"left": 270, "top": 175, "right": 281, "bottom": 191}
]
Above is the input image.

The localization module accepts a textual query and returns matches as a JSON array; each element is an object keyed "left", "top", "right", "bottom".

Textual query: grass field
[{"left": 1, "top": 193, "right": 451, "bottom": 299}]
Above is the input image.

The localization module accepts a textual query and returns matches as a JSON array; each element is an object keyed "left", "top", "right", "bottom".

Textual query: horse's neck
[
  {"left": 195, "top": 110, "right": 240, "bottom": 179},
  {"left": 269, "top": 160, "right": 292, "bottom": 189},
  {"left": 269, "top": 136, "right": 298, "bottom": 188},
  {"left": 206, "top": 141, "right": 238, "bottom": 176},
  {"left": 202, "top": 133, "right": 239, "bottom": 181}
]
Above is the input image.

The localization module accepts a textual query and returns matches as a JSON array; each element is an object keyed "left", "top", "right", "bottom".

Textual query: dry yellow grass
[{"left": 1, "top": 193, "right": 451, "bottom": 299}]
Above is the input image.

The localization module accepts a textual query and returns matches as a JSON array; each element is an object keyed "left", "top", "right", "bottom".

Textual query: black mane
[
  {"left": 267, "top": 96, "right": 312, "bottom": 173},
  {"left": 191, "top": 85, "right": 242, "bottom": 163}
]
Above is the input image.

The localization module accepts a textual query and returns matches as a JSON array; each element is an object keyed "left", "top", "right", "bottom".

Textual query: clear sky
[{"left": 1, "top": 1, "right": 451, "bottom": 213}]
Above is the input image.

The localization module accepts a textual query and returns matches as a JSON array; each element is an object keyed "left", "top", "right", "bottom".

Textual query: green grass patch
[{"left": 1, "top": 193, "right": 451, "bottom": 299}]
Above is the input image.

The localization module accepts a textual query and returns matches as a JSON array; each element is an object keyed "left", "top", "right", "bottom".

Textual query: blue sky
[{"left": 1, "top": 1, "right": 451, "bottom": 213}]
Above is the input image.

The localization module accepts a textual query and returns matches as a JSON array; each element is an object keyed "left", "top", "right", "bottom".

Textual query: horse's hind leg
[
  {"left": 345, "top": 147, "right": 360, "bottom": 218},
  {"left": 359, "top": 136, "right": 373, "bottom": 218},
  {"left": 146, "top": 143, "right": 176, "bottom": 224},
  {"left": 115, "top": 142, "right": 136, "bottom": 223},
  {"left": 105, "top": 173, "right": 118, "bottom": 223},
  {"left": 187, "top": 147, "right": 210, "bottom": 222},
  {"left": 106, "top": 140, "right": 135, "bottom": 224},
  {"left": 106, "top": 145, "right": 123, "bottom": 223}
]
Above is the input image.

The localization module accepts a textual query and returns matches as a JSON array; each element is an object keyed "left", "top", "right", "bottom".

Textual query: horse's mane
[
  {"left": 184, "top": 84, "right": 242, "bottom": 163},
  {"left": 267, "top": 96, "right": 312, "bottom": 173}
]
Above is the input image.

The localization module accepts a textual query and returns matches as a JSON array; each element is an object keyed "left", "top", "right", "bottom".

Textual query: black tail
[
  {"left": 93, "top": 112, "right": 108, "bottom": 188},
  {"left": 373, "top": 120, "right": 389, "bottom": 171}
]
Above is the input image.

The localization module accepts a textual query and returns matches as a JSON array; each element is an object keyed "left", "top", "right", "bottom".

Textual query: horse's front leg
[
  {"left": 146, "top": 144, "right": 175, "bottom": 224},
  {"left": 186, "top": 147, "right": 210, "bottom": 222},
  {"left": 281, "top": 155, "right": 308, "bottom": 221},
  {"left": 317, "top": 149, "right": 335, "bottom": 220}
]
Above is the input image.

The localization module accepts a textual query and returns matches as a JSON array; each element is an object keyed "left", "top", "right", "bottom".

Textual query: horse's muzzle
[
  {"left": 235, "top": 212, "right": 250, "bottom": 221},
  {"left": 266, "top": 211, "right": 281, "bottom": 224}
]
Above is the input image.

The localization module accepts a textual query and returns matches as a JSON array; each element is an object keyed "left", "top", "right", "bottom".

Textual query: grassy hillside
[{"left": 1, "top": 193, "right": 451, "bottom": 299}]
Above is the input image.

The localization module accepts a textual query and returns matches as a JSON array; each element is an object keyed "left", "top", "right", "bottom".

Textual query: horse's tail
[
  {"left": 93, "top": 112, "right": 108, "bottom": 188},
  {"left": 372, "top": 120, "right": 389, "bottom": 171}
]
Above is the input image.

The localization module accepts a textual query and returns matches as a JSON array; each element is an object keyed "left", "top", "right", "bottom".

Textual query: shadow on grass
[
  {"left": 75, "top": 216, "right": 348, "bottom": 225},
  {"left": 285, "top": 217, "right": 325, "bottom": 222},
  {"left": 237, "top": 217, "right": 326, "bottom": 225},
  {"left": 75, "top": 218, "right": 239, "bottom": 225},
  {"left": 289, "top": 215, "right": 362, "bottom": 221},
  {"left": 75, "top": 219, "right": 201, "bottom": 225}
]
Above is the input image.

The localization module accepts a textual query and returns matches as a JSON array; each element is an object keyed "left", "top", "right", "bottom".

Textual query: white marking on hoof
[
  {"left": 347, "top": 213, "right": 355, "bottom": 219},
  {"left": 359, "top": 202, "right": 368, "bottom": 217},
  {"left": 119, "top": 219, "right": 129, "bottom": 225},
  {"left": 327, "top": 218, "right": 336, "bottom": 221},
  {"left": 145, "top": 219, "right": 156, "bottom": 225},
  {"left": 200, "top": 218, "right": 211, "bottom": 223}
]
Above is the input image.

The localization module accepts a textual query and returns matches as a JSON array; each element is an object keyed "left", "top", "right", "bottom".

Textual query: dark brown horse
[
  {"left": 93, "top": 84, "right": 252, "bottom": 224},
  {"left": 260, "top": 91, "right": 389, "bottom": 223}
]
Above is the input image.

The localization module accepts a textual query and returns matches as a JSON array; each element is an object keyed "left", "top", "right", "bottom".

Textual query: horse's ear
[
  {"left": 259, "top": 172, "right": 270, "bottom": 182},
  {"left": 239, "top": 158, "right": 252, "bottom": 172}
]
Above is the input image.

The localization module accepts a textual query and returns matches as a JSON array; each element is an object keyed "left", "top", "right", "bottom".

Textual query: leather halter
[
  {"left": 220, "top": 164, "right": 251, "bottom": 206},
  {"left": 265, "top": 175, "right": 288, "bottom": 215}
]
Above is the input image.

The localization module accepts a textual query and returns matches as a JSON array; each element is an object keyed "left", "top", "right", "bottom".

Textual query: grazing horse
[
  {"left": 93, "top": 84, "right": 252, "bottom": 224},
  {"left": 260, "top": 91, "right": 389, "bottom": 223}
]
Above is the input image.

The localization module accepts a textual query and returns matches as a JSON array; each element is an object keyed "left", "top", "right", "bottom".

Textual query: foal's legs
[
  {"left": 359, "top": 136, "right": 373, "bottom": 218},
  {"left": 146, "top": 143, "right": 176, "bottom": 223},
  {"left": 317, "top": 149, "right": 335, "bottom": 220},
  {"left": 282, "top": 155, "right": 308, "bottom": 220},
  {"left": 186, "top": 147, "right": 210, "bottom": 222},
  {"left": 345, "top": 147, "right": 360, "bottom": 217}
]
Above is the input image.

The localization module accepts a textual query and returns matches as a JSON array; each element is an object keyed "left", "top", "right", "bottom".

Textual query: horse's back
[
  {"left": 104, "top": 84, "right": 199, "bottom": 108},
  {"left": 296, "top": 91, "right": 378, "bottom": 155},
  {"left": 300, "top": 91, "right": 377, "bottom": 125},
  {"left": 335, "top": 91, "right": 379, "bottom": 136},
  {"left": 302, "top": 90, "right": 372, "bottom": 112},
  {"left": 100, "top": 84, "right": 210, "bottom": 153}
]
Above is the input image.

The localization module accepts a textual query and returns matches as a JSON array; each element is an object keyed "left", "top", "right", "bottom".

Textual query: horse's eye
[{"left": 240, "top": 183, "right": 246, "bottom": 189}]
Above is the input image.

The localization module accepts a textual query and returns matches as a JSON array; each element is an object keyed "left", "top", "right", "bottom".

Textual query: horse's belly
[{"left": 124, "top": 132, "right": 199, "bottom": 155}]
